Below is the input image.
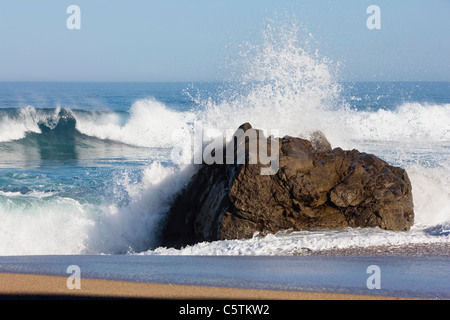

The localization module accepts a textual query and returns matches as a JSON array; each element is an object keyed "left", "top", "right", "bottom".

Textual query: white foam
[
  {"left": 144, "top": 226, "right": 450, "bottom": 256},
  {"left": 74, "top": 98, "right": 195, "bottom": 148},
  {"left": 333, "top": 102, "right": 450, "bottom": 146},
  {"left": 82, "top": 162, "right": 196, "bottom": 254},
  {"left": 0, "top": 106, "right": 41, "bottom": 142},
  {"left": 194, "top": 23, "right": 340, "bottom": 141},
  {"left": 0, "top": 195, "right": 94, "bottom": 255},
  {"left": 0, "top": 190, "right": 56, "bottom": 198},
  {"left": 0, "top": 162, "right": 196, "bottom": 255},
  {"left": 407, "top": 164, "right": 450, "bottom": 226}
]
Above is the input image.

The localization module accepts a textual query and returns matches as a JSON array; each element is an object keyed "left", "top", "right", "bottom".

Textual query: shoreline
[
  {"left": 0, "top": 253, "right": 448, "bottom": 300},
  {"left": 0, "top": 273, "right": 405, "bottom": 300}
]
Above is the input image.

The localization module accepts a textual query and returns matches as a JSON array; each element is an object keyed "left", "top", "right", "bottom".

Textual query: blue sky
[{"left": 0, "top": 0, "right": 448, "bottom": 82}]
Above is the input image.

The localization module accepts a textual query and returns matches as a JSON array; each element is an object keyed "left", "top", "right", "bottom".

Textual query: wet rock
[{"left": 162, "top": 123, "right": 414, "bottom": 248}]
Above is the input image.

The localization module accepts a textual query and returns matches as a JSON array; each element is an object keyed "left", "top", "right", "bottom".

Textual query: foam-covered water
[
  {"left": 0, "top": 21, "right": 448, "bottom": 256},
  {"left": 145, "top": 226, "right": 450, "bottom": 256}
]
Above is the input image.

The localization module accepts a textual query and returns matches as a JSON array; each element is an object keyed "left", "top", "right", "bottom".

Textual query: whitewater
[{"left": 0, "top": 24, "right": 449, "bottom": 256}]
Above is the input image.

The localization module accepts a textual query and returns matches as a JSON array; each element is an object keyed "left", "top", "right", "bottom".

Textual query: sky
[{"left": 0, "top": 0, "right": 449, "bottom": 82}]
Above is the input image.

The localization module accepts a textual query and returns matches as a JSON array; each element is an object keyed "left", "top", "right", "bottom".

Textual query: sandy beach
[
  {"left": 0, "top": 254, "right": 448, "bottom": 300},
  {"left": 0, "top": 272, "right": 402, "bottom": 300}
]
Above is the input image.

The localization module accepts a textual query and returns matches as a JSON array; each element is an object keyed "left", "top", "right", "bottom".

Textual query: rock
[{"left": 162, "top": 123, "right": 414, "bottom": 248}]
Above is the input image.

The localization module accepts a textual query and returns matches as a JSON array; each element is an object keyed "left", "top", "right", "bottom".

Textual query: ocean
[
  {"left": 0, "top": 80, "right": 448, "bottom": 256},
  {"left": 0, "top": 27, "right": 449, "bottom": 298}
]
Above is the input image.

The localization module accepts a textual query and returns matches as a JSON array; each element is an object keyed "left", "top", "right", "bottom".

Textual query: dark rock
[{"left": 162, "top": 123, "right": 414, "bottom": 248}]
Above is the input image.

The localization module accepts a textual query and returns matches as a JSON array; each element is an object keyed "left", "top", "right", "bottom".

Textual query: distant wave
[
  {"left": 1, "top": 99, "right": 448, "bottom": 152},
  {"left": 74, "top": 99, "right": 195, "bottom": 148},
  {"left": 0, "top": 102, "right": 193, "bottom": 149}
]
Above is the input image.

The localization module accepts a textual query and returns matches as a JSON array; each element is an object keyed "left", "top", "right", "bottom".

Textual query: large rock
[{"left": 162, "top": 123, "right": 414, "bottom": 248}]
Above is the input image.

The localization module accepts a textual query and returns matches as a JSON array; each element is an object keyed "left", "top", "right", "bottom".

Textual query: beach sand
[{"left": 0, "top": 273, "right": 404, "bottom": 300}]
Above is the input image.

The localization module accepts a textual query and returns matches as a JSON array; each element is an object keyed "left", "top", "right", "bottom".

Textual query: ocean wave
[
  {"left": 0, "top": 161, "right": 196, "bottom": 255},
  {"left": 0, "top": 106, "right": 42, "bottom": 142},
  {"left": 74, "top": 98, "right": 195, "bottom": 148},
  {"left": 0, "top": 102, "right": 193, "bottom": 149},
  {"left": 0, "top": 98, "right": 448, "bottom": 152},
  {"left": 0, "top": 194, "right": 94, "bottom": 255}
]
